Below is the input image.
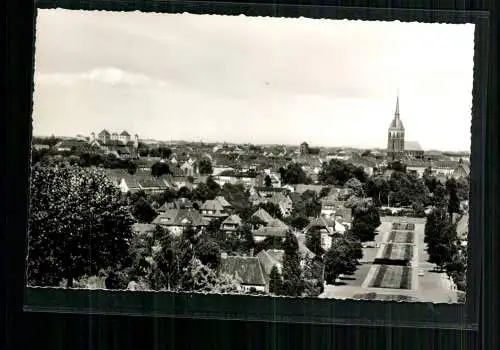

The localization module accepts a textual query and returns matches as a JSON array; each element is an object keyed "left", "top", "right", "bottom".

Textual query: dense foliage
[{"left": 28, "top": 165, "right": 135, "bottom": 287}]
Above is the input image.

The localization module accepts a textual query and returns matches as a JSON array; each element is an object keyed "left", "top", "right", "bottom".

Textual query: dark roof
[
  {"left": 252, "top": 208, "right": 275, "bottom": 224},
  {"left": 222, "top": 214, "right": 242, "bottom": 225},
  {"left": 158, "top": 202, "right": 176, "bottom": 211},
  {"left": 200, "top": 200, "right": 225, "bottom": 212},
  {"left": 253, "top": 226, "right": 288, "bottom": 238},
  {"left": 120, "top": 130, "right": 131, "bottom": 136},
  {"left": 215, "top": 196, "right": 232, "bottom": 208},
  {"left": 334, "top": 207, "right": 353, "bottom": 223},
  {"left": 256, "top": 249, "right": 284, "bottom": 277},
  {"left": 294, "top": 184, "right": 324, "bottom": 194},
  {"left": 99, "top": 129, "right": 111, "bottom": 136},
  {"left": 254, "top": 186, "right": 286, "bottom": 193},
  {"left": 152, "top": 209, "right": 208, "bottom": 227},
  {"left": 220, "top": 256, "right": 266, "bottom": 286},
  {"left": 303, "top": 217, "right": 336, "bottom": 234}
]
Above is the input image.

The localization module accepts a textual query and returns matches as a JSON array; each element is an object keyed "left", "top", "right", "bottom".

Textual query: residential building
[
  {"left": 152, "top": 209, "right": 209, "bottom": 235},
  {"left": 220, "top": 214, "right": 243, "bottom": 233},
  {"left": 267, "top": 192, "right": 294, "bottom": 217},
  {"left": 220, "top": 256, "right": 267, "bottom": 293},
  {"left": 200, "top": 199, "right": 230, "bottom": 221},
  {"left": 302, "top": 216, "right": 346, "bottom": 251}
]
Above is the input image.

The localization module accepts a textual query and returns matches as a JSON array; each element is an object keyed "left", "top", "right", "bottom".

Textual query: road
[{"left": 319, "top": 216, "right": 458, "bottom": 303}]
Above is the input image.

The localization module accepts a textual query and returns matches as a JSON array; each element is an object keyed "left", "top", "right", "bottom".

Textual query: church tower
[{"left": 387, "top": 94, "right": 405, "bottom": 161}]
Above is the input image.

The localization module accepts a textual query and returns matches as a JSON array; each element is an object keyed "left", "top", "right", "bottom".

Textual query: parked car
[{"left": 418, "top": 269, "right": 425, "bottom": 276}]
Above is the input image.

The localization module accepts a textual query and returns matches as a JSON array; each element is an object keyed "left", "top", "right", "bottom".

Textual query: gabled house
[
  {"left": 220, "top": 256, "right": 267, "bottom": 293},
  {"left": 152, "top": 209, "right": 209, "bottom": 236},
  {"left": 250, "top": 208, "right": 290, "bottom": 242},
  {"left": 119, "top": 174, "right": 170, "bottom": 194},
  {"left": 267, "top": 192, "right": 293, "bottom": 217},
  {"left": 320, "top": 194, "right": 342, "bottom": 217},
  {"left": 302, "top": 216, "right": 346, "bottom": 251},
  {"left": 293, "top": 184, "right": 325, "bottom": 196},
  {"left": 55, "top": 139, "right": 88, "bottom": 153},
  {"left": 250, "top": 186, "right": 289, "bottom": 198},
  {"left": 333, "top": 207, "right": 353, "bottom": 228},
  {"left": 257, "top": 244, "right": 315, "bottom": 282},
  {"left": 221, "top": 214, "right": 242, "bottom": 233},
  {"left": 200, "top": 199, "right": 229, "bottom": 221},
  {"left": 157, "top": 202, "right": 176, "bottom": 212},
  {"left": 215, "top": 196, "right": 233, "bottom": 213}
]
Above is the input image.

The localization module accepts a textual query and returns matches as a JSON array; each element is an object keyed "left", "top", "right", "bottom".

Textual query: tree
[
  {"left": 318, "top": 159, "right": 367, "bottom": 186},
  {"left": 433, "top": 182, "right": 448, "bottom": 208},
  {"left": 279, "top": 163, "right": 312, "bottom": 185},
  {"left": 280, "top": 231, "right": 304, "bottom": 296},
  {"left": 195, "top": 238, "right": 222, "bottom": 270},
  {"left": 319, "top": 186, "right": 331, "bottom": 198},
  {"left": 364, "top": 176, "right": 390, "bottom": 206},
  {"left": 221, "top": 183, "right": 252, "bottom": 219},
  {"left": 199, "top": 158, "right": 213, "bottom": 175},
  {"left": 350, "top": 200, "right": 381, "bottom": 242},
  {"left": 344, "top": 231, "right": 363, "bottom": 261},
  {"left": 149, "top": 228, "right": 181, "bottom": 291},
  {"left": 323, "top": 234, "right": 358, "bottom": 284},
  {"left": 178, "top": 186, "right": 193, "bottom": 199},
  {"left": 206, "top": 176, "right": 221, "bottom": 195},
  {"left": 127, "top": 161, "right": 138, "bottom": 175},
  {"left": 178, "top": 258, "right": 240, "bottom": 293},
  {"left": 344, "top": 178, "right": 365, "bottom": 198},
  {"left": 258, "top": 202, "right": 283, "bottom": 220},
  {"left": 424, "top": 207, "right": 456, "bottom": 270},
  {"left": 269, "top": 265, "right": 283, "bottom": 294},
  {"left": 28, "top": 165, "right": 134, "bottom": 288},
  {"left": 446, "top": 178, "right": 461, "bottom": 221},
  {"left": 302, "top": 256, "right": 325, "bottom": 296},
  {"left": 305, "top": 227, "right": 324, "bottom": 256},
  {"left": 236, "top": 223, "right": 255, "bottom": 254},
  {"left": 125, "top": 233, "right": 155, "bottom": 282},
  {"left": 264, "top": 175, "right": 272, "bottom": 188},
  {"left": 132, "top": 197, "right": 157, "bottom": 223},
  {"left": 151, "top": 162, "right": 171, "bottom": 177},
  {"left": 445, "top": 239, "right": 467, "bottom": 291}
]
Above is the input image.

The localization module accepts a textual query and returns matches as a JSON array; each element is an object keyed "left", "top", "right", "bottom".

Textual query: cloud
[{"left": 35, "top": 67, "right": 166, "bottom": 88}]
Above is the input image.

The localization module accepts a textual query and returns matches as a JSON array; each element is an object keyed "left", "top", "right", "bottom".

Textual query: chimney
[{"left": 90, "top": 132, "right": 95, "bottom": 142}]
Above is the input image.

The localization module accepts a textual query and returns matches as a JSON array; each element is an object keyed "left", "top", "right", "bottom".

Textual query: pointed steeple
[
  {"left": 390, "top": 92, "right": 404, "bottom": 130},
  {"left": 395, "top": 92, "right": 400, "bottom": 118}
]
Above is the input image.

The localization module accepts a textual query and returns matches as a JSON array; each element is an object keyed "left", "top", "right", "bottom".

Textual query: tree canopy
[{"left": 28, "top": 165, "right": 135, "bottom": 287}]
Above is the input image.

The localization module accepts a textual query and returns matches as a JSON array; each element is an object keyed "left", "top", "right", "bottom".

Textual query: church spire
[{"left": 395, "top": 91, "right": 400, "bottom": 119}]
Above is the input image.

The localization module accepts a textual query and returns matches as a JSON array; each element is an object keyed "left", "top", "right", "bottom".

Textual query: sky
[{"left": 33, "top": 9, "right": 475, "bottom": 151}]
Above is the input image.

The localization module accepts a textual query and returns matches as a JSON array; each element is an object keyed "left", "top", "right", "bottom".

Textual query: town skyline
[
  {"left": 33, "top": 9, "right": 474, "bottom": 152},
  {"left": 32, "top": 131, "right": 471, "bottom": 154}
]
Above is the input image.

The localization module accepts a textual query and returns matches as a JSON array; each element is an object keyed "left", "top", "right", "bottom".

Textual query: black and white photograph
[{"left": 28, "top": 9, "right": 473, "bottom": 304}]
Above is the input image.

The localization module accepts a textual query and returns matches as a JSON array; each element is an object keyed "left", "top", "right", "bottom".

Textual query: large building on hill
[
  {"left": 386, "top": 95, "right": 424, "bottom": 161},
  {"left": 89, "top": 129, "right": 139, "bottom": 159}
]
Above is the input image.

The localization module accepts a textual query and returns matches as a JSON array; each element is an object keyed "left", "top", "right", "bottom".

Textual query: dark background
[{"left": 4, "top": 1, "right": 498, "bottom": 349}]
